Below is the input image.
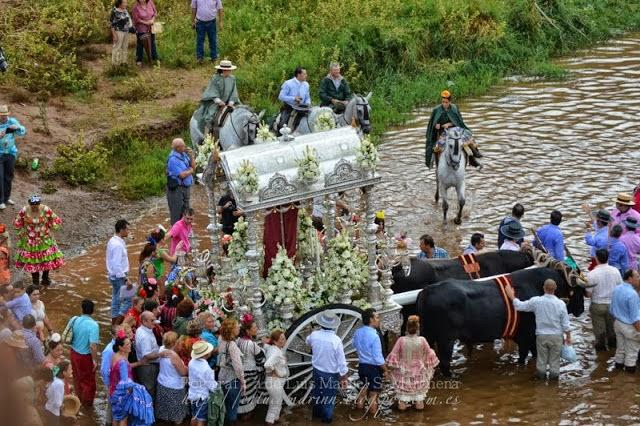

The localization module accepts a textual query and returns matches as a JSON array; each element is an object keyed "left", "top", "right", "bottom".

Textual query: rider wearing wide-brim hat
[
  {"left": 196, "top": 59, "right": 241, "bottom": 136},
  {"left": 425, "top": 90, "right": 483, "bottom": 169}
]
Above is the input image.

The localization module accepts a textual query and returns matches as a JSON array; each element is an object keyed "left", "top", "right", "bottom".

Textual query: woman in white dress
[
  {"left": 27, "top": 285, "right": 52, "bottom": 341},
  {"left": 264, "top": 330, "right": 289, "bottom": 426}
]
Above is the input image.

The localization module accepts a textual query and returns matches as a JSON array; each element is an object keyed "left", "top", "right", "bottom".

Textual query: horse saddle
[
  {"left": 287, "top": 108, "right": 309, "bottom": 132},
  {"left": 215, "top": 105, "right": 233, "bottom": 128}
]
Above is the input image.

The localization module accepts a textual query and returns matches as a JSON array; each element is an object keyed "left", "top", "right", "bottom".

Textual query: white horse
[
  {"left": 435, "top": 127, "right": 466, "bottom": 224},
  {"left": 190, "top": 105, "right": 265, "bottom": 152},
  {"left": 271, "top": 92, "right": 373, "bottom": 136}
]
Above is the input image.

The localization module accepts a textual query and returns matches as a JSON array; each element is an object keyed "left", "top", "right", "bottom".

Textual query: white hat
[
  {"left": 315, "top": 311, "right": 341, "bottom": 329},
  {"left": 215, "top": 60, "right": 237, "bottom": 70}
]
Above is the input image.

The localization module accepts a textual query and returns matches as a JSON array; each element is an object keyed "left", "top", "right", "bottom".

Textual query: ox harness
[
  {"left": 494, "top": 274, "right": 520, "bottom": 339},
  {"left": 458, "top": 253, "right": 481, "bottom": 279}
]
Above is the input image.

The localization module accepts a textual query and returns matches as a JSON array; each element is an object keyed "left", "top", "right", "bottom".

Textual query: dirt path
[{"left": 0, "top": 43, "right": 217, "bottom": 255}]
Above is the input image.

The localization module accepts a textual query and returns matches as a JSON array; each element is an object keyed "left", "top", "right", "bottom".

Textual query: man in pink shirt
[
  {"left": 611, "top": 192, "right": 640, "bottom": 233},
  {"left": 167, "top": 208, "right": 194, "bottom": 255},
  {"left": 620, "top": 217, "right": 640, "bottom": 271}
]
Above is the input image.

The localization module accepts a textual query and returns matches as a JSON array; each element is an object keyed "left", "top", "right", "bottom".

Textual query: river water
[{"left": 44, "top": 34, "right": 640, "bottom": 424}]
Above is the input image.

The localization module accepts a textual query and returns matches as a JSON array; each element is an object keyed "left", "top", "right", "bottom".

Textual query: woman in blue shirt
[{"left": 0, "top": 105, "right": 26, "bottom": 209}]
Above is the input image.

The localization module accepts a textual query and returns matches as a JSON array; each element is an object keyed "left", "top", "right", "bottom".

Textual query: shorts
[
  {"left": 358, "top": 363, "right": 383, "bottom": 392},
  {"left": 191, "top": 398, "right": 208, "bottom": 422}
]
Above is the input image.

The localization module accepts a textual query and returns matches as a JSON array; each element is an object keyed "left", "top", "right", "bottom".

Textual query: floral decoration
[
  {"left": 296, "top": 145, "right": 321, "bottom": 185},
  {"left": 261, "top": 246, "right": 302, "bottom": 325},
  {"left": 257, "top": 121, "right": 277, "bottom": 143},
  {"left": 196, "top": 133, "right": 218, "bottom": 170},
  {"left": 235, "top": 159, "right": 259, "bottom": 195},
  {"left": 315, "top": 110, "right": 336, "bottom": 132},
  {"left": 227, "top": 217, "right": 248, "bottom": 268},
  {"left": 317, "top": 230, "right": 368, "bottom": 303},
  {"left": 355, "top": 135, "right": 379, "bottom": 172}
]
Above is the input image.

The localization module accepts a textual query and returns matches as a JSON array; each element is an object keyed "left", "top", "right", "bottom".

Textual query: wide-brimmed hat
[
  {"left": 624, "top": 217, "right": 639, "bottom": 230},
  {"left": 592, "top": 209, "right": 612, "bottom": 223},
  {"left": 215, "top": 60, "right": 237, "bottom": 71},
  {"left": 500, "top": 220, "right": 525, "bottom": 240},
  {"left": 6, "top": 330, "right": 28, "bottom": 349},
  {"left": 613, "top": 192, "right": 635, "bottom": 206},
  {"left": 0, "top": 105, "right": 9, "bottom": 115},
  {"left": 61, "top": 394, "right": 81, "bottom": 418},
  {"left": 292, "top": 103, "right": 311, "bottom": 112},
  {"left": 191, "top": 341, "right": 214, "bottom": 359},
  {"left": 315, "top": 311, "right": 341, "bottom": 329}
]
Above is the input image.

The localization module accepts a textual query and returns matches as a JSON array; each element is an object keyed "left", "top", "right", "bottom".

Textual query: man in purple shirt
[
  {"left": 534, "top": 210, "right": 565, "bottom": 261},
  {"left": 191, "top": 0, "right": 224, "bottom": 63},
  {"left": 611, "top": 192, "right": 640, "bottom": 233},
  {"left": 22, "top": 314, "right": 45, "bottom": 368},
  {"left": 4, "top": 281, "right": 31, "bottom": 323},
  {"left": 620, "top": 217, "right": 640, "bottom": 270}
]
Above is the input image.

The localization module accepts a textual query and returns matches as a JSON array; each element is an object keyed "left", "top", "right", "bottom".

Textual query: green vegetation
[
  {"left": 50, "top": 138, "right": 109, "bottom": 186},
  {"left": 111, "top": 70, "right": 174, "bottom": 101},
  {"left": 1, "top": 0, "right": 639, "bottom": 198}
]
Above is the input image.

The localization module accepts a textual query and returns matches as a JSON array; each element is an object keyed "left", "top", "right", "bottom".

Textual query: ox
[{"left": 416, "top": 265, "right": 586, "bottom": 377}]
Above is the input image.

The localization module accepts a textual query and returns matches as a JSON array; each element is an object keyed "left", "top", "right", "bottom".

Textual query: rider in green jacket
[
  {"left": 319, "top": 63, "right": 352, "bottom": 113},
  {"left": 425, "top": 90, "right": 483, "bottom": 169}
]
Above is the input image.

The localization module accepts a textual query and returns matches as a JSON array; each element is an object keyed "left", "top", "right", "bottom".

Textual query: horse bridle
[{"left": 445, "top": 131, "right": 462, "bottom": 170}]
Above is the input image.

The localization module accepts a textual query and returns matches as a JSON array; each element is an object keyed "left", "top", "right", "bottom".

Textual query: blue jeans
[
  {"left": 311, "top": 369, "right": 340, "bottom": 423},
  {"left": 135, "top": 32, "right": 158, "bottom": 63},
  {"left": 195, "top": 19, "right": 217, "bottom": 60},
  {"left": 222, "top": 378, "right": 241, "bottom": 423},
  {"left": 109, "top": 277, "right": 125, "bottom": 319}
]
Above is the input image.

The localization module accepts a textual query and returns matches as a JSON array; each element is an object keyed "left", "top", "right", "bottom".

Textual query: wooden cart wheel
[{"left": 282, "top": 303, "right": 364, "bottom": 406}]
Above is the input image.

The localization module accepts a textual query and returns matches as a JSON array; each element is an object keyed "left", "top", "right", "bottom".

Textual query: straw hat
[
  {"left": 0, "top": 105, "right": 9, "bottom": 116},
  {"left": 315, "top": 310, "right": 341, "bottom": 329},
  {"left": 6, "top": 330, "right": 28, "bottom": 349},
  {"left": 613, "top": 192, "right": 635, "bottom": 206},
  {"left": 215, "top": 60, "right": 237, "bottom": 70},
  {"left": 440, "top": 90, "right": 451, "bottom": 99},
  {"left": 61, "top": 394, "right": 81, "bottom": 418},
  {"left": 191, "top": 341, "right": 214, "bottom": 359}
]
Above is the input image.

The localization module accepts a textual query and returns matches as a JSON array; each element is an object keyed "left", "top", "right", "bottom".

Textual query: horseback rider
[
  {"left": 319, "top": 62, "right": 352, "bottom": 113},
  {"left": 198, "top": 59, "right": 240, "bottom": 137},
  {"left": 425, "top": 90, "right": 483, "bottom": 169},
  {"left": 277, "top": 66, "right": 311, "bottom": 134}
]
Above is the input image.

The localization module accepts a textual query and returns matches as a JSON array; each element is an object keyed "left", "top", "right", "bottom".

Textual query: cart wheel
[{"left": 283, "top": 303, "right": 364, "bottom": 407}]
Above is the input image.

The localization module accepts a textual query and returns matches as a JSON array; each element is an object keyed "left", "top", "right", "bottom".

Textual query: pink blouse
[{"left": 132, "top": 0, "right": 157, "bottom": 34}]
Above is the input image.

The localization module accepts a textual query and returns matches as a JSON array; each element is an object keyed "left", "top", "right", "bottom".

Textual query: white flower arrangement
[
  {"left": 296, "top": 210, "right": 319, "bottom": 262},
  {"left": 315, "top": 110, "right": 336, "bottom": 132},
  {"left": 355, "top": 135, "right": 379, "bottom": 172},
  {"left": 257, "top": 121, "right": 277, "bottom": 143},
  {"left": 261, "top": 245, "right": 302, "bottom": 310},
  {"left": 317, "top": 230, "right": 368, "bottom": 303},
  {"left": 227, "top": 217, "right": 248, "bottom": 267},
  {"left": 195, "top": 133, "right": 218, "bottom": 170},
  {"left": 235, "top": 159, "right": 259, "bottom": 195},
  {"left": 296, "top": 146, "right": 321, "bottom": 185}
]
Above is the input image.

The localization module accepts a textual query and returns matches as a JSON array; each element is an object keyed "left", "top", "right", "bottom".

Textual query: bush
[
  {"left": 51, "top": 138, "right": 109, "bottom": 186},
  {"left": 111, "top": 72, "right": 173, "bottom": 102}
]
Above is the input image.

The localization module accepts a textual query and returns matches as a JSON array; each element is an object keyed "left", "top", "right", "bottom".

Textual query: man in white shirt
[
  {"left": 586, "top": 248, "right": 622, "bottom": 351},
  {"left": 306, "top": 311, "right": 348, "bottom": 424},
  {"left": 106, "top": 219, "right": 129, "bottom": 323},
  {"left": 506, "top": 279, "right": 571, "bottom": 381},
  {"left": 135, "top": 311, "right": 162, "bottom": 399}
]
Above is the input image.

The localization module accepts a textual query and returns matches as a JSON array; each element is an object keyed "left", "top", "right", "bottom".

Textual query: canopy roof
[{"left": 220, "top": 127, "right": 381, "bottom": 212}]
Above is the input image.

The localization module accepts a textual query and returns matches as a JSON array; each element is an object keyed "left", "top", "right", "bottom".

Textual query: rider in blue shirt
[{"left": 277, "top": 67, "right": 311, "bottom": 133}]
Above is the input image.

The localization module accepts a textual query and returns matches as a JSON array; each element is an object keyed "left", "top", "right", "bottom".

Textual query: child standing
[{"left": 44, "top": 360, "right": 71, "bottom": 425}]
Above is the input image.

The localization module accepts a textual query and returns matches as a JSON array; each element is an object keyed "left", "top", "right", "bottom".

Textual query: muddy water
[{"left": 43, "top": 35, "right": 640, "bottom": 424}]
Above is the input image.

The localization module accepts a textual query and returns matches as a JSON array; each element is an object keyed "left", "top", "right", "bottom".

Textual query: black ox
[
  {"left": 416, "top": 266, "right": 586, "bottom": 377},
  {"left": 392, "top": 250, "right": 534, "bottom": 322}
]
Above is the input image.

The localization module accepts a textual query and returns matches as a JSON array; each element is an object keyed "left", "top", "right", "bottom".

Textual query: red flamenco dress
[{"left": 14, "top": 205, "right": 64, "bottom": 283}]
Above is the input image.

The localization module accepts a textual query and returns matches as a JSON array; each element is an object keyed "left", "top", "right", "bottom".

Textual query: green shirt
[{"left": 319, "top": 75, "right": 352, "bottom": 106}]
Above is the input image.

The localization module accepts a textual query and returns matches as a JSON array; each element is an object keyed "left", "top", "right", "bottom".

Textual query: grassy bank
[{"left": 1, "top": 0, "right": 640, "bottom": 199}]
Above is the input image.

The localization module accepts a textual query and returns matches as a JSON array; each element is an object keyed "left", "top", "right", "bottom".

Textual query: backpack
[{"left": 61, "top": 316, "right": 78, "bottom": 345}]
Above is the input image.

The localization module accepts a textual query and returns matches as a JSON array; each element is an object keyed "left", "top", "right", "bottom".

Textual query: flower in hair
[
  {"left": 241, "top": 313, "right": 254, "bottom": 325},
  {"left": 50, "top": 332, "right": 61, "bottom": 343},
  {"left": 116, "top": 329, "right": 126, "bottom": 339}
]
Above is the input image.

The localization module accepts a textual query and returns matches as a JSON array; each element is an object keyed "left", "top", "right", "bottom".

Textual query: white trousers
[
  {"left": 111, "top": 31, "right": 129, "bottom": 65},
  {"left": 265, "top": 376, "right": 286, "bottom": 423},
  {"left": 614, "top": 320, "right": 640, "bottom": 367}
]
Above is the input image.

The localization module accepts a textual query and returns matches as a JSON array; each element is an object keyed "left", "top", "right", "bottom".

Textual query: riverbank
[{"left": 0, "top": 0, "right": 639, "bottom": 254}]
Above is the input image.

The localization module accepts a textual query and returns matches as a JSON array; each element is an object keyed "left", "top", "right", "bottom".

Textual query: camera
[{"left": 0, "top": 47, "right": 8, "bottom": 73}]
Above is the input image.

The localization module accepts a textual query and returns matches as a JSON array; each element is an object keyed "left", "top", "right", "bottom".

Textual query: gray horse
[
  {"left": 271, "top": 92, "right": 372, "bottom": 136},
  {"left": 435, "top": 127, "right": 466, "bottom": 225},
  {"left": 190, "top": 105, "right": 265, "bottom": 152}
]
